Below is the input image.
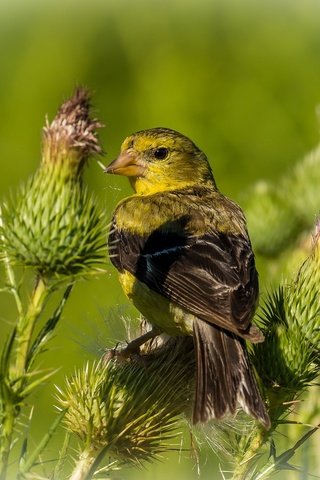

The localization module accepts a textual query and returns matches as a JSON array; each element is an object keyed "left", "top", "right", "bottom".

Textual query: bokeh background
[{"left": 1, "top": 0, "right": 320, "bottom": 478}]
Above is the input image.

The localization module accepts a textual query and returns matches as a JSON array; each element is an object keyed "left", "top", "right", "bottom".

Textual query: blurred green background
[{"left": 1, "top": 0, "right": 320, "bottom": 478}]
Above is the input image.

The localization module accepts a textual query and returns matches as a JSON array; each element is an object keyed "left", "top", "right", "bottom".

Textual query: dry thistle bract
[{"left": 42, "top": 88, "right": 103, "bottom": 176}]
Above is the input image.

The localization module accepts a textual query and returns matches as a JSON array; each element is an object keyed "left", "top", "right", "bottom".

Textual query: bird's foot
[{"left": 103, "top": 327, "right": 161, "bottom": 363}]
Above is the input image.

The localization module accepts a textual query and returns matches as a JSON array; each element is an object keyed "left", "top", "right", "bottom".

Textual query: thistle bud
[
  {"left": 0, "top": 88, "right": 106, "bottom": 277},
  {"left": 57, "top": 336, "right": 194, "bottom": 475}
]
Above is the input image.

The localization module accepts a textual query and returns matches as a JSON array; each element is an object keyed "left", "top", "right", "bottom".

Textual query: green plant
[{"left": 0, "top": 87, "right": 106, "bottom": 479}]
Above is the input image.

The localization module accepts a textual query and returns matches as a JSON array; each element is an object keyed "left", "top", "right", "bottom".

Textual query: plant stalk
[
  {"left": 0, "top": 276, "right": 49, "bottom": 479},
  {"left": 0, "top": 206, "right": 23, "bottom": 317},
  {"left": 69, "top": 446, "right": 104, "bottom": 480},
  {"left": 232, "top": 427, "right": 269, "bottom": 480},
  {"left": 0, "top": 401, "right": 16, "bottom": 480},
  {"left": 14, "top": 275, "right": 48, "bottom": 381}
]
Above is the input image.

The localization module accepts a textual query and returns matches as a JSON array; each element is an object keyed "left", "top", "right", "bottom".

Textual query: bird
[{"left": 105, "top": 127, "right": 270, "bottom": 428}]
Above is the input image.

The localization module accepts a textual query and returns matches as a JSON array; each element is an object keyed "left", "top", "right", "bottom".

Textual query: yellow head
[{"left": 105, "top": 128, "right": 216, "bottom": 195}]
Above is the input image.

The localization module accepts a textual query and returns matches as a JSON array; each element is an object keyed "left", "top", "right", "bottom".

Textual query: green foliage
[
  {"left": 253, "top": 233, "right": 320, "bottom": 407},
  {"left": 245, "top": 145, "right": 320, "bottom": 258},
  {"left": 0, "top": 89, "right": 107, "bottom": 480}
]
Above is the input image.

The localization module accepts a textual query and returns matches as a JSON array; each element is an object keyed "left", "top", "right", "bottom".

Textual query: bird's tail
[{"left": 192, "top": 318, "right": 270, "bottom": 428}]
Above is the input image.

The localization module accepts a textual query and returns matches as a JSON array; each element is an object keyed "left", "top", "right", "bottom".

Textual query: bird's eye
[{"left": 153, "top": 147, "right": 169, "bottom": 160}]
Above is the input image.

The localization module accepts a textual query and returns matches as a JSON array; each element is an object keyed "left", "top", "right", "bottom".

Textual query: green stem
[
  {"left": 232, "top": 427, "right": 269, "bottom": 480},
  {"left": 52, "top": 431, "right": 71, "bottom": 480},
  {"left": 69, "top": 446, "right": 103, "bottom": 480},
  {"left": 14, "top": 276, "right": 49, "bottom": 381},
  {"left": 0, "top": 402, "right": 16, "bottom": 480},
  {"left": 0, "top": 276, "right": 49, "bottom": 479},
  {"left": 17, "top": 409, "right": 67, "bottom": 478},
  {"left": 0, "top": 206, "right": 23, "bottom": 317}
]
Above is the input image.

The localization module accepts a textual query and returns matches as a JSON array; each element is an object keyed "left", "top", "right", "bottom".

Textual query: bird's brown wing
[{"left": 109, "top": 219, "right": 261, "bottom": 341}]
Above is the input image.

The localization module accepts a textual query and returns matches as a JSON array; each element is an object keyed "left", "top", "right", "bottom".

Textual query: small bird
[{"left": 105, "top": 127, "right": 270, "bottom": 428}]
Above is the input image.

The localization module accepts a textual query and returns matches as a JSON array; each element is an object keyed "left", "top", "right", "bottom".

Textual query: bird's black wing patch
[{"left": 108, "top": 217, "right": 259, "bottom": 337}]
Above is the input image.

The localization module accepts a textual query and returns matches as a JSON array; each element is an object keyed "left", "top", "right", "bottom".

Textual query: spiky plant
[
  {"left": 0, "top": 88, "right": 106, "bottom": 480},
  {"left": 57, "top": 336, "right": 195, "bottom": 479},
  {"left": 253, "top": 226, "right": 320, "bottom": 417},
  {"left": 1, "top": 88, "right": 105, "bottom": 278}
]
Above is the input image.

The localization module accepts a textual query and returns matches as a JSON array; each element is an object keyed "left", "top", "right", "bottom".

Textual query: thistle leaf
[{"left": 27, "top": 284, "right": 73, "bottom": 369}]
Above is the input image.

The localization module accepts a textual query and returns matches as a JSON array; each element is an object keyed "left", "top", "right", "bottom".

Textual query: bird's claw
[{"left": 103, "top": 341, "right": 141, "bottom": 364}]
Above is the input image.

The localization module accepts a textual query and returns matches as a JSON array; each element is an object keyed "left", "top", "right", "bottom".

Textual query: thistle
[
  {"left": 0, "top": 88, "right": 106, "bottom": 480},
  {"left": 42, "top": 88, "right": 102, "bottom": 177},
  {"left": 253, "top": 225, "right": 320, "bottom": 418},
  {"left": 1, "top": 90, "right": 320, "bottom": 480},
  {"left": 57, "top": 335, "right": 195, "bottom": 479},
  {"left": 0, "top": 88, "right": 105, "bottom": 278}
]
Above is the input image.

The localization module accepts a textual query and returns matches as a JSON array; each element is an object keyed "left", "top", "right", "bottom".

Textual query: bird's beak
[{"left": 104, "top": 151, "right": 145, "bottom": 177}]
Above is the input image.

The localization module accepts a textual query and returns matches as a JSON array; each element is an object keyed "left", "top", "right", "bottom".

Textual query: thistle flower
[
  {"left": 0, "top": 88, "right": 106, "bottom": 277},
  {"left": 42, "top": 88, "right": 103, "bottom": 178},
  {"left": 57, "top": 336, "right": 195, "bottom": 478}
]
